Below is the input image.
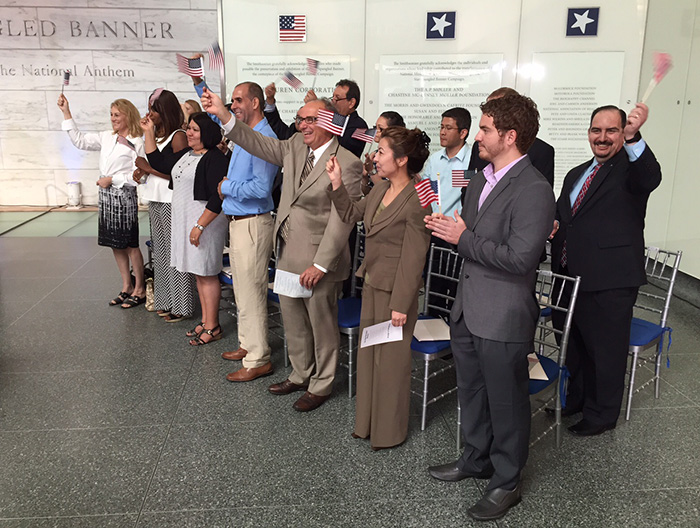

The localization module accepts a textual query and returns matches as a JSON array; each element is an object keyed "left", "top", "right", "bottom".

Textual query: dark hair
[
  {"left": 441, "top": 107, "right": 471, "bottom": 132},
  {"left": 379, "top": 111, "right": 405, "bottom": 127},
  {"left": 488, "top": 86, "right": 519, "bottom": 100},
  {"left": 189, "top": 112, "right": 223, "bottom": 150},
  {"left": 237, "top": 81, "right": 265, "bottom": 113},
  {"left": 336, "top": 79, "right": 361, "bottom": 109},
  {"left": 381, "top": 126, "right": 431, "bottom": 176},
  {"left": 150, "top": 89, "right": 184, "bottom": 143},
  {"left": 480, "top": 94, "right": 539, "bottom": 154},
  {"left": 590, "top": 105, "right": 626, "bottom": 128}
]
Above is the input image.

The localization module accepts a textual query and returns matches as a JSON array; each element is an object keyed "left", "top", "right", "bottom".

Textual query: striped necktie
[
  {"left": 280, "top": 150, "right": 315, "bottom": 243},
  {"left": 560, "top": 162, "right": 603, "bottom": 268}
]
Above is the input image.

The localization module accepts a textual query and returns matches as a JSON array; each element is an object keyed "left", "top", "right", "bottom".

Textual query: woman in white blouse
[{"left": 58, "top": 94, "right": 147, "bottom": 309}]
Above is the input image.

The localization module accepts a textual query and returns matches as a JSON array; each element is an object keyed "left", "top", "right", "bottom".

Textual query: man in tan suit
[{"left": 201, "top": 88, "right": 362, "bottom": 412}]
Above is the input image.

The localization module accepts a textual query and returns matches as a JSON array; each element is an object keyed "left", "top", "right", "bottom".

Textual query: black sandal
[
  {"left": 121, "top": 295, "right": 146, "bottom": 309},
  {"left": 189, "top": 325, "right": 223, "bottom": 346},
  {"left": 186, "top": 322, "right": 204, "bottom": 338},
  {"left": 109, "top": 291, "right": 131, "bottom": 306}
]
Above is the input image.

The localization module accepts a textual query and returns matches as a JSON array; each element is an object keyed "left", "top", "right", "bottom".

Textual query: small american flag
[
  {"left": 415, "top": 178, "right": 440, "bottom": 208},
  {"left": 316, "top": 109, "right": 348, "bottom": 136},
  {"left": 653, "top": 52, "right": 673, "bottom": 83},
  {"left": 451, "top": 170, "right": 471, "bottom": 188},
  {"left": 351, "top": 127, "right": 376, "bottom": 144},
  {"left": 63, "top": 70, "right": 71, "bottom": 86},
  {"left": 281, "top": 71, "right": 303, "bottom": 89},
  {"left": 207, "top": 42, "right": 224, "bottom": 74},
  {"left": 116, "top": 135, "right": 136, "bottom": 152},
  {"left": 176, "top": 54, "right": 204, "bottom": 78},
  {"left": 306, "top": 57, "right": 319, "bottom": 75},
  {"left": 279, "top": 15, "right": 306, "bottom": 42}
]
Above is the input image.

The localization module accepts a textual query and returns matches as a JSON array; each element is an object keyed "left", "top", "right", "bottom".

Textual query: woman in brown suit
[{"left": 326, "top": 126, "right": 431, "bottom": 450}]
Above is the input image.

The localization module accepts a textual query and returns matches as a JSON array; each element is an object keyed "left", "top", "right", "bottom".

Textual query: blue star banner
[
  {"left": 426, "top": 11, "right": 455, "bottom": 39},
  {"left": 566, "top": 8, "right": 599, "bottom": 36}
]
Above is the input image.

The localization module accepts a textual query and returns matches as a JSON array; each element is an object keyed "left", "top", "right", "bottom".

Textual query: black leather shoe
[
  {"left": 428, "top": 460, "right": 494, "bottom": 482},
  {"left": 545, "top": 405, "right": 582, "bottom": 418},
  {"left": 468, "top": 483, "right": 522, "bottom": 521},
  {"left": 568, "top": 419, "right": 616, "bottom": 436}
]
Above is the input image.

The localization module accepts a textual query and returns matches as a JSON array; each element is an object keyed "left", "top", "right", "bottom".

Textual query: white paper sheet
[
  {"left": 413, "top": 318, "right": 451, "bottom": 341},
  {"left": 528, "top": 353, "right": 549, "bottom": 381},
  {"left": 360, "top": 320, "right": 403, "bottom": 348},
  {"left": 272, "top": 269, "right": 313, "bottom": 298}
]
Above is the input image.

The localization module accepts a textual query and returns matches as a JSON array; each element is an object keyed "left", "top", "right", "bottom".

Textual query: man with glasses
[
  {"left": 422, "top": 107, "right": 472, "bottom": 217},
  {"left": 201, "top": 88, "right": 362, "bottom": 412}
]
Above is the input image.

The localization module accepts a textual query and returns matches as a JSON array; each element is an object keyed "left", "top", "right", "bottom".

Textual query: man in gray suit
[
  {"left": 201, "top": 87, "right": 362, "bottom": 412},
  {"left": 425, "top": 93, "right": 555, "bottom": 521}
]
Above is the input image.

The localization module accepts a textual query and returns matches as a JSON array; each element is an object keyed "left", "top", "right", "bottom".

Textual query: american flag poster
[
  {"left": 279, "top": 15, "right": 306, "bottom": 42},
  {"left": 316, "top": 109, "right": 348, "bottom": 137}
]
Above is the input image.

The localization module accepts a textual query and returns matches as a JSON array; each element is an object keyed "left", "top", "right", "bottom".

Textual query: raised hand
[
  {"left": 264, "top": 83, "right": 277, "bottom": 104},
  {"left": 624, "top": 103, "right": 648, "bottom": 141},
  {"left": 304, "top": 89, "right": 318, "bottom": 103},
  {"left": 325, "top": 155, "right": 342, "bottom": 189},
  {"left": 57, "top": 94, "right": 72, "bottom": 119}
]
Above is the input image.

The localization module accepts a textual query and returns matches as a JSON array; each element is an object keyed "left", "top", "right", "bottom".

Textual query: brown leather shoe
[
  {"left": 226, "top": 362, "right": 273, "bottom": 382},
  {"left": 268, "top": 379, "right": 308, "bottom": 395},
  {"left": 221, "top": 347, "right": 248, "bottom": 361},
  {"left": 292, "top": 391, "right": 330, "bottom": 412}
]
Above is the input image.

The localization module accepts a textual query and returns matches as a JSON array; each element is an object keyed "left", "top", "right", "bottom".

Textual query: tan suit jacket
[
  {"left": 329, "top": 180, "right": 430, "bottom": 314},
  {"left": 225, "top": 121, "right": 362, "bottom": 281}
]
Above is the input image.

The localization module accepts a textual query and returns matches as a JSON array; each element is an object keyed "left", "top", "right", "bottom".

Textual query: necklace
[{"left": 173, "top": 151, "right": 202, "bottom": 181}]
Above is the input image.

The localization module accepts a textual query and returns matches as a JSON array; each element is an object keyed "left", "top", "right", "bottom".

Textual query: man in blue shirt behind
[{"left": 212, "top": 81, "right": 280, "bottom": 382}]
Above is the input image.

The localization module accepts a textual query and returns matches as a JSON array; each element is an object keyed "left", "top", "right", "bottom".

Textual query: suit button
[{"left": 464, "top": 274, "right": 469, "bottom": 279}]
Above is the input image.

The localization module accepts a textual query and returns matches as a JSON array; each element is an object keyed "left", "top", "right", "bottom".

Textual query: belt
[{"left": 226, "top": 212, "right": 267, "bottom": 221}]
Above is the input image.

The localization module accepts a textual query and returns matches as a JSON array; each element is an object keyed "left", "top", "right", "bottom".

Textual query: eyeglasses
[
  {"left": 295, "top": 115, "right": 318, "bottom": 125},
  {"left": 440, "top": 125, "right": 461, "bottom": 132},
  {"left": 331, "top": 96, "right": 348, "bottom": 103}
]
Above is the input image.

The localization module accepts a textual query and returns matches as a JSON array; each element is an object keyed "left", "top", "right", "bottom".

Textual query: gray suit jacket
[
  {"left": 451, "top": 156, "right": 555, "bottom": 342},
  {"left": 225, "top": 121, "right": 362, "bottom": 282}
]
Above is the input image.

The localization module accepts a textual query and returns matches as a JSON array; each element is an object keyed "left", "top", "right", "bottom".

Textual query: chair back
[
  {"left": 348, "top": 222, "right": 366, "bottom": 298},
  {"left": 422, "top": 244, "right": 464, "bottom": 321},
  {"left": 634, "top": 247, "right": 682, "bottom": 328}
]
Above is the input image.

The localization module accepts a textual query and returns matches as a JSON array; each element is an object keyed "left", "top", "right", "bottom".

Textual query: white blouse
[
  {"left": 61, "top": 118, "right": 145, "bottom": 189},
  {"left": 141, "top": 129, "right": 184, "bottom": 203}
]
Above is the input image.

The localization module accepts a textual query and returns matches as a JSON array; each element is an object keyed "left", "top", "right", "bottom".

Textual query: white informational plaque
[
  {"left": 378, "top": 54, "right": 503, "bottom": 153},
  {"left": 413, "top": 318, "right": 451, "bottom": 341},
  {"left": 272, "top": 269, "right": 313, "bottom": 299},
  {"left": 529, "top": 51, "right": 625, "bottom": 193},
  {"left": 360, "top": 320, "right": 403, "bottom": 349}
]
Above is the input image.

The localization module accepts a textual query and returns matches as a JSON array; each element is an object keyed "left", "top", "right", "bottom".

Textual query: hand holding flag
[{"left": 641, "top": 52, "right": 673, "bottom": 103}]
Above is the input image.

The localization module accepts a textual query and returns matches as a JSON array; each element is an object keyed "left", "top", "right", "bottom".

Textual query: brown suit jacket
[
  {"left": 225, "top": 121, "right": 362, "bottom": 282},
  {"left": 328, "top": 180, "right": 430, "bottom": 314}
]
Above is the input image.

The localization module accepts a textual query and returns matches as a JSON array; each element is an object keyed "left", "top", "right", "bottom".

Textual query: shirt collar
[
  {"left": 309, "top": 138, "right": 333, "bottom": 163},
  {"left": 439, "top": 142, "right": 469, "bottom": 162},
  {"left": 482, "top": 154, "right": 527, "bottom": 186}
]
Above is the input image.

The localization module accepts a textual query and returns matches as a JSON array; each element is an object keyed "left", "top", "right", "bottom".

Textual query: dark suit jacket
[
  {"left": 225, "top": 120, "right": 362, "bottom": 282},
  {"left": 550, "top": 145, "right": 662, "bottom": 292},
  {"left": 264, "top": 106, "right": 297, "bottom": 140},
  {"left": 328, "top": 180, "right": 430, "bottom": 314},
  {"left": 469, "top": 137, "right": 555, "bottom": 187},
  {"left": 452, "top": 156, "right": 555, "bottom": 342}
]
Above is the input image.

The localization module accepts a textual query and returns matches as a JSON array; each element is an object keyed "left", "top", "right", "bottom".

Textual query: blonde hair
[{"left": 110, "top": 98, "right": 142, "bottom": 138}]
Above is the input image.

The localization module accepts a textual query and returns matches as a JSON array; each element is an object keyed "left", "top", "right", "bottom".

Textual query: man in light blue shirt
[
  {"left": 213, "top": 82, "right": 280, "bottom": 383},
  {"left": 421, "top": 107, "right": 472, "bottom": 217}
]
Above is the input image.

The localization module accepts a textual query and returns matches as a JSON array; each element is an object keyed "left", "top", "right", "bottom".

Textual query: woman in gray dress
[{"left": 146, "top": 112, "right": 229, "bottom": 345}]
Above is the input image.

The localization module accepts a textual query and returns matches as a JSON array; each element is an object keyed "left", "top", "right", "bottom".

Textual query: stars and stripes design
[
  {"left": 281, "top": 71, "right": 303, "bottom": 89},
  {"left": 414, "top": 178, "right": 440, "bottom": 208},
  {"left": 176, "top": 54, "right": 204, "bottom": 78},
  {"left": 351, "top": 127, "right": 377, "bottom": 144},
  {"left": 63, "top": 70, "right": 71, "bottom": 86},
  {"left": 306, "top": 57, "right": 319, "bottom": 75},
  {"left": 279, "top": 15, "right": 306, "bottom": 42},
  {"left": 451, "top": 170, "right": 471, "bottom": 188},
  {"left": 116, "top": 135, "right": 136, "bottom": 152},
  {"left": 316, "top": 109, "right": 348, "bottom": 136},
  {"left": 207, "top": 42, "right": 224, "bottom": 74}
]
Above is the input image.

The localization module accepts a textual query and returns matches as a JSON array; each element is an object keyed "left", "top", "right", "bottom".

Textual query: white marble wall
[{"left": 0, "top": 1, "right": 220, "bottom": 206}]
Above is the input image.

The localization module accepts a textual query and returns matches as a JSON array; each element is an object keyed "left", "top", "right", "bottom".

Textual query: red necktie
[{"left": 560, "top": 162, "right": 603, "bottom": 268}]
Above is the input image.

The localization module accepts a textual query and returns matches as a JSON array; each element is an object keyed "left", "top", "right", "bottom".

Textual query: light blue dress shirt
[{"left": 421, "top": 143, "right": 471, "bottom": 216}]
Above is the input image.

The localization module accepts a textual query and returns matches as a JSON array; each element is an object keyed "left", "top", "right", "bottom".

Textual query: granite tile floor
[{"left": 0, "top": 231, "right": 699, "bottom": 527}]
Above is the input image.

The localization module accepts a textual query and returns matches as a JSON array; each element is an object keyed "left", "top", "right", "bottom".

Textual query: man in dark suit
[
  {"left": 425, "top": 94, "right": 555, "bottom": 521},
  {"left": 201, "top": 87, "right": 362, "bottom": 413},
  {"left": 550, "top": 103, "right": 661, "bottom": 436},
  {"left": 468, "top": 87, "right": 555, "bottom": 187}
]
